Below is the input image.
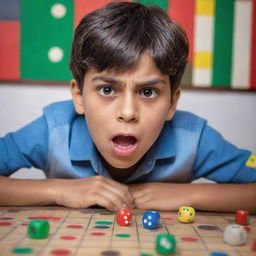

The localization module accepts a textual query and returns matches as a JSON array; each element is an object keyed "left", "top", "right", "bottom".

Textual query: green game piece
[
  {"left": 115, "top": 234, "right": 131, "bottom": 238},
  {"left": 28, "top": 220, "right": 50, "bottom": 239},
  {"left": 12, "top": 248, "right": 33, "bottom": 254},
  {"left": 156, "top": 234, "right": 176, "bottom": 255},
  {"left": 95, "top": 221, "right": 113, "bottom": 225}
]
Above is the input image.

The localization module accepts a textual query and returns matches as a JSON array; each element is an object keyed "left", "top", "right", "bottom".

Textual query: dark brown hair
[{"left": 69, "top": 1, "right": 188, "bottom": 94}]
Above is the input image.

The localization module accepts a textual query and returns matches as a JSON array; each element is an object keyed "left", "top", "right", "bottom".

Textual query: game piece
[
  {"left": 156, "top": 234, "right": 176, "bottom": 255},
  {"left": 251, "top": 240, "right": 256, "bottom": 252},
  {"left": 223, "top": 224, "right": 247, "bottom": 246},
  {"left": 210, "top": 252, "right": 228, "bottom": 256},
  {"left": 28, "top": 220, "right": 50, "bottom": 239},
  {"left": 236, "top": 210, "right": 249, "bottom": 226},
  {"left": 142, "top": 210, "right": 160, "bottom": 230},
  {"left": 178, "top": 206, "right": 195, "bottom": 223},
  {"left": 116, "top": 209, "right": 132, "bottom": 226}
]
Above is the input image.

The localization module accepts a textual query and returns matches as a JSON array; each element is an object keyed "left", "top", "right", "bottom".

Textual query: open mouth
[{"left": 112, "top": 135, "right": 138, "bottom": 156}]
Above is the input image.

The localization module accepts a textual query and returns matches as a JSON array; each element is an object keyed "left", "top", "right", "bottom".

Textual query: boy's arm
[
  {"left": 0, "top": 176, "right": 55, "bottom": 206},
  {"left": 0, "top": 117, "right": 49, "bottom": 174},
  {"left": 129, "top": 182, "right": 256, "bottom": 213},
  {"left": 0, "top": 175, "right": 134, "bottom": 210}
]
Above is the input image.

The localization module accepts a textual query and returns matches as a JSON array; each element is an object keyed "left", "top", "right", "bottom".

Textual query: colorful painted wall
[{"left": 0, "top": 0, "right": 255, "bottom": 90}]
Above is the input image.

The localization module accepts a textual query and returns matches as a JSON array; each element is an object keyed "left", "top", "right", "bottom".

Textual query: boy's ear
[
  {"left": 70, "top": 79, "right": 85, "bottom": 115},
  {"left": 166, "top": 88, "right": 181, "bottom": 121}
]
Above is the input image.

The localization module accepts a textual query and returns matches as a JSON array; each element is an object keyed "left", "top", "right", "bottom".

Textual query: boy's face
[{"left": 71, "top": 54, "right": 180, "bottom": 170}]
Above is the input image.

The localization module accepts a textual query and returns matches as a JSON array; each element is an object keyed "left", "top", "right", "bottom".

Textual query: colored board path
[{"left": 0, "top": 207, "right": 255, "bottom": 256}]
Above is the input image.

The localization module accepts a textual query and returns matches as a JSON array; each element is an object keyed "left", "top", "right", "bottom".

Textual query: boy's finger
[
  {"left": 98, "top": 188, "right": 131, "bottom": 210},
  {"left": 104, "top": 178, "right": 134, "bottom": 205},
  {"left": 94, "top": 195, "right": 117, "bottom": 211},
  {"left": 104, "top": 183, "right": 134, "bottom": 209}
]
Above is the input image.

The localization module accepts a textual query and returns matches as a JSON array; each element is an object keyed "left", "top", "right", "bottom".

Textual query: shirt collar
[
  {"left": 146, "top": 121, "right": 176, "bottom": 161},
  {"left": 69, "top": 116, "right": 98, "bottom": 161},
  {"left": 69, "top": 117, "right": 175, "bottom": 162}
]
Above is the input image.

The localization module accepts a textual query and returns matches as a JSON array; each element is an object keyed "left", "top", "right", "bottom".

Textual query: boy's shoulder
[
  {"left": 43, "top": 100, "right": 78, "bottom": 128},
  {"left": 169, "top": 110, "right": 207, "bottom": 132}
]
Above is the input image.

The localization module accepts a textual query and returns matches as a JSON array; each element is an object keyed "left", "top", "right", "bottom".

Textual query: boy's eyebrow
[
  {"left": 91, "top": 75, "right": 167, "bottom": 87},
  {"left": 92, "top": 76, "right": 121, "bottom": 85}
]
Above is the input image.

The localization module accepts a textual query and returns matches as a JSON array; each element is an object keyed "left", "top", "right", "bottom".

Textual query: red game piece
[
  {"left": 251, "top": 240, "right": 256, "bottom": 252},
  {"left": 244, "top": 226, "right": 250, "bottom": 232},
  {"left": 236, "top": 210, "right": 249, "bottom": 226},
  {"left": 116, "top": 209, "right": 132, "bottom": 226}
]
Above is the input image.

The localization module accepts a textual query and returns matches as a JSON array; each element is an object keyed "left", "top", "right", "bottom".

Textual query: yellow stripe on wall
[
  {"left": 196, "top": 0, "right": 215, "bottom": 16},
  {"left": 194, "top": 52, "right": 212, "bottom": 69}
]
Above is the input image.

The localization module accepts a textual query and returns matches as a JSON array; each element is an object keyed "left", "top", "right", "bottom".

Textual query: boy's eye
[
  {"left": 140, "top": 88, "right": 158, "bottom": 98},
  {"left": 98, "top": 86, "right": 115, "bottom": 96}
]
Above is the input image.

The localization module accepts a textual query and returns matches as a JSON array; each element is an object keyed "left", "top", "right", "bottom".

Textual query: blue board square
[{"left": 0, "top": 0, "right": 20, "bottom": 20}]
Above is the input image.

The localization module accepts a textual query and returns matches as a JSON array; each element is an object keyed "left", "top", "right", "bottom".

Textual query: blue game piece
[
  {"left": 210, "top": 252, "right": 229, "bottom": 256},
  {"left": 142, "top": 210, "right": 160, "bottom": 230}
]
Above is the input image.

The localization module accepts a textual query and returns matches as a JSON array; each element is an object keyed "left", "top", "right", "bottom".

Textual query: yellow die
[{"left": 178, "top": 206, "right": 195, "bottom": 223}]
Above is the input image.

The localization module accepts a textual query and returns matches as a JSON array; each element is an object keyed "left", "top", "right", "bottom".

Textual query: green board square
[
  {"left": 134, "top": 0, "right": 168, "bottom": 12},
  {"left": 21, "top": 0, "right": 73, "bottom": 81}
]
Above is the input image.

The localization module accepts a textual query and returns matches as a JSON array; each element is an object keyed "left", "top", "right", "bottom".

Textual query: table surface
[{"left": 0, "top": 206, "right": 255, "bottom": 256}]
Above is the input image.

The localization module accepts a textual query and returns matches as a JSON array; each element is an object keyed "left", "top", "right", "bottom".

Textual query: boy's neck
[{"left": 100, "top": 157, "right": 143, "bottom": 182}]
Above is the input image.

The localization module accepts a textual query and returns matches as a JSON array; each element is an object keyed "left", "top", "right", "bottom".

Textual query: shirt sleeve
[
  {"left": 193, "top": 124, "right": 256, "bottom": 183},
  {"left": 0, "top": 116, "right": 49, "bottom": 176}
]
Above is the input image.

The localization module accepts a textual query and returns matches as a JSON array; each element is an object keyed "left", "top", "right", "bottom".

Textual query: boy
[{"left": 0, "top": 2, "right": 255, "bottom": 213}]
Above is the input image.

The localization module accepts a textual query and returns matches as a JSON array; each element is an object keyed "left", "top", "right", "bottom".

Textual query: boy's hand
[
  {"left": 54, "top": 176, "right": 134, "bottom": 211},
  {"left": 129, "top": 183, "right": 192, "bottom": 211}
]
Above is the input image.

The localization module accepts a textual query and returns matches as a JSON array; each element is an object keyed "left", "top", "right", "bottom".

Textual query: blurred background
[{"left": 0, "top": 0, "right": 255, "bottom": 179}]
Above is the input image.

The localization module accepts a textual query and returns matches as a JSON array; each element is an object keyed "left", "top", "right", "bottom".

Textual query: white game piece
[{"left": 223, "top": 224, "right": 247, "bottom": 246}]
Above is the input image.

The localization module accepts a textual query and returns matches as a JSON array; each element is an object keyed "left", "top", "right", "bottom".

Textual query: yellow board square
[
  {"left": 194, "top": 52, "right": 212, "bottom": 68},
  {"left": 196, "top": 0, "right": 215, "bottom": 16},
  {"left": 245, "top": 154, "right": 256, "bottom": 168}
]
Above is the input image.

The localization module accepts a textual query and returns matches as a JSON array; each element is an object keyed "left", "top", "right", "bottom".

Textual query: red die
[
  {"left": 236, "top": 210, "right": 249, "bottom": 226},
  {"left": 116, "top": 209, "right": 132, "bottom": 226}
]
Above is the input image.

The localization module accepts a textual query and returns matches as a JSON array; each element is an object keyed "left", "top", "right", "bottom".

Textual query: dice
[
  {"left": 178, "top": 206, "right": 195, "bottom": 223},
  {"left": 156, "top": 233, "right": 176, "bottom": 254},
  {"left": 28, "top": 220, "right": 50, "bottom": 239},
  {"left": 142, "top": 210, "right": 160, "bottom": 230},
  {"left": 116, "top": 209, "right": 132, "bottom": 226},
  {"left": 236, "top": 210, "right": 249, "bottom": 226},
  {"left": 223, "top": 224, "right": 247, "bottom": 246}
]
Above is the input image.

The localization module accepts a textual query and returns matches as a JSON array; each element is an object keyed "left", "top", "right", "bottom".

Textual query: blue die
[{"left": 142, "top": 210, "right": 160, "bottom": 230}]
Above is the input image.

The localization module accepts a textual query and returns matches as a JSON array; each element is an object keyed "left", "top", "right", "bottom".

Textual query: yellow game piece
[{"left": 178, "top": 206, "right": 195, "bottom": 223}]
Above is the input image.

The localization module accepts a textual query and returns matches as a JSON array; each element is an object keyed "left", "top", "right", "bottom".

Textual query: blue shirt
[{"left": 0, "top": 100, "right": 255, "bottom": 183}]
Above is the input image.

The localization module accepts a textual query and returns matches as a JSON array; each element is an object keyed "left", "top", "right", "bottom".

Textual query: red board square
[
  {"left": 0, "top": 21, "right": 20, "bottom": 80},
  {"left": 168, "top": 0, "right": 195, "bottom": 63},
  {"left": 74, "top": 0, "right": 131, "bottom": 28}
]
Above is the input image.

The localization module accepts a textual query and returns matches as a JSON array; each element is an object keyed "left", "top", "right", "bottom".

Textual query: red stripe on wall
[
  {"left": 250, "top": 0, "right": 256, "bottom": 88},
  {"left": 74, "top": 0, "right": 131, "bottom": 28},
  {"left": 168, "top": 0, "right": 195, "bottom": 63},
  {"left": 0, "top": 21, "right": 20, "bottom": 80}
]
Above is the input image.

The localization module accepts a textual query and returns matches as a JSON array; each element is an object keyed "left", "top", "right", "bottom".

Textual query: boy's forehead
[{"left": 85, "top": 54, "right": 167, "bottom": 81}]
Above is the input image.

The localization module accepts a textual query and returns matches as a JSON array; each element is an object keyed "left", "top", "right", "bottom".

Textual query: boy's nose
[{"left": 117, "top": 94, "right": 138, "bottom": 123}]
